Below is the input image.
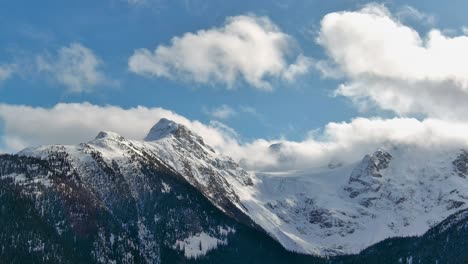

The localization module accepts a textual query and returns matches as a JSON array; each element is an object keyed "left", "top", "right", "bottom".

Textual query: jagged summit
[
  {"left": 144, "top": 118, "right": 180, "bottom": 141},
  {"left": 94, "top": 131, "right": 124, "bottom": 141},
  {"left": 351, "top": 149, "right": 392, "bottom": 179},
  {"left": 365, "top": 148, "right": 392, "bottom": 175},
  {"left": 453, "top": 149, "right": 468, "bottom": 178},
  {"left": 144, "top": 118, "right": 208, "bottom": 149}
]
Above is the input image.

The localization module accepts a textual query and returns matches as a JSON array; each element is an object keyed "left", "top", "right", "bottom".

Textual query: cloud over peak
[
  {"left": 128, "top": 15, "right": 311, "bottom": 90},
  {"left": 3, "top": 102, "right": 468, "bottom": 172}
]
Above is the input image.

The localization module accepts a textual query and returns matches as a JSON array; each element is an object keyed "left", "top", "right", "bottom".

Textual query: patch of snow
[
  {"left": 218, "top": 226, "right": 235, "bottom": 236},
  {"left": 172, "top": 232, "right": 227, "bottom": 259},
  {"left": 1, "top": 173, "right": 26, "bottom": 182},
  {"left": 161, "top": 181, "right": 171, "bottom": 193},
  {"left": 1, "top": 173, "right": 52, "bottom": 187},
  {"left": 110, "top": 234, "right": 115, "bottom": 246},
  {"left": 407, "top": 255, "right": 413, "bottom": 264}
]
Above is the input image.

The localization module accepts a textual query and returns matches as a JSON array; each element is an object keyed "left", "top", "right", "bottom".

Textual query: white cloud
[
  {"left": 282, "top": 54, "right": 313, "bottom": 82},
  {"left": 317, "top": 4, "right": 468, "bottom": 120},
  {"left": 237, "top": 117, "right": 468, "bottom": 171},
  {"left": 2, "top": 102, "right": 468, "bottom": 173},
  {"left": 3, "top": 5, "right": 468, "bottom": 173},
  {"left": 37, "top": 43, "right": 112, "bottom": 93},
  {"left": 129, "top": 15, "right": 310, "bottom": 90},
  {"left": 0, "top": 102, "right": 238, "bottom": 156},
  {"left": 205, "top": 105, "right": 237, "bottom": 120}
]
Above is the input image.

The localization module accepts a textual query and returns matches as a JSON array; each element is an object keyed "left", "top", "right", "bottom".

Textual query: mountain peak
[
  {"left": 94, "top": 131, "right": 124, "bottom": 141},
  {"left": 369, "top": 149, "right": 392, "bottom": 171},
  {"left": 144, "top": 118, "right": 214, "bottom": 152},
  {"left": 346, "top": 148, "right": 392, "bottom": 199},
  {"left": 350, "top": 148, "right": 392, "bottom": 181},
  {"left": 144, "top": 118, "right": 180, "bottom": 141}
]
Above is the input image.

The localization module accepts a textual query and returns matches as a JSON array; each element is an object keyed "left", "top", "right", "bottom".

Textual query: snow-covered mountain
[
  {"left": 250, "top": 146, "right": 467, "bottom": 255},
  {"left": 4, "top": 118, "right": 468, "bottom": 261}
]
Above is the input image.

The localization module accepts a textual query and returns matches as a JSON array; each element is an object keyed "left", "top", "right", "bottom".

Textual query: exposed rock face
[
  {"left": 345, "top": 149, "right": 392, "bottom": 199},
  {"left": 350, "top": 149, "right": 392, "bottom": 180},
  {"left": 453, "top": 150, "right": 468, "bottom": 178}
]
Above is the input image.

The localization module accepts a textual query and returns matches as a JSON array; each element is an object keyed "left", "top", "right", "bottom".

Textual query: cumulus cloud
[
  {"left": 2, "top": 102, "right": 468, "bottom": 172},
  {"left": 37, "top": 43, "right": 113, "bottom": 93},
  {"left": 317, "top": 4, "right": 468, "bottom": 120},
  {"left": 128, "top": 15, "right": 310, "bottom": 90}
]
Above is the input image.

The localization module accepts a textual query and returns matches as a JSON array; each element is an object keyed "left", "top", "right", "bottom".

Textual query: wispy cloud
[
  {"left": 204, "top": 105, "right": 237, "bottom": 120},
  {"left": 0, "top": 64, "right": 15, "bottom": 83},
  {"left": 396, "top": 5, "right": 435, "bottom": 25},
  {"left": 239, "top": 106, "right": 259, "bottom": 116},
  {"left": 37, "top": 43, "right": 116, "bottom": 93}
]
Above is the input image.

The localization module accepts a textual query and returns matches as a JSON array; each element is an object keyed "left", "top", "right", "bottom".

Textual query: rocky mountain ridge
[{"left": 1, "top": 118, "right": 466, "bottom": 262}]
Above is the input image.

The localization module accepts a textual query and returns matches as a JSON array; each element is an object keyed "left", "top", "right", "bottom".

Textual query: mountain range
[{"left": 0, "top": 118, "right": 466, "bottom": 263}]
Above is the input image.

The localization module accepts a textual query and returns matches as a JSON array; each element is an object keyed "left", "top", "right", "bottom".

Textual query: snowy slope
[
  {"left": 244, "top": 147, "right": 468, "bottom": 255},
  {"left": 136, "top": 118, "right": 254, "bottom": 222},
  {"left": 18, "top": 119, "right": 468, "bottom": 257}
]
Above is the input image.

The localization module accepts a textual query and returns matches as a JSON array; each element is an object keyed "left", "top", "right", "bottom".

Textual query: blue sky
[{"left": 1, "top": 0, "right": 468, "bottom": 160}]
